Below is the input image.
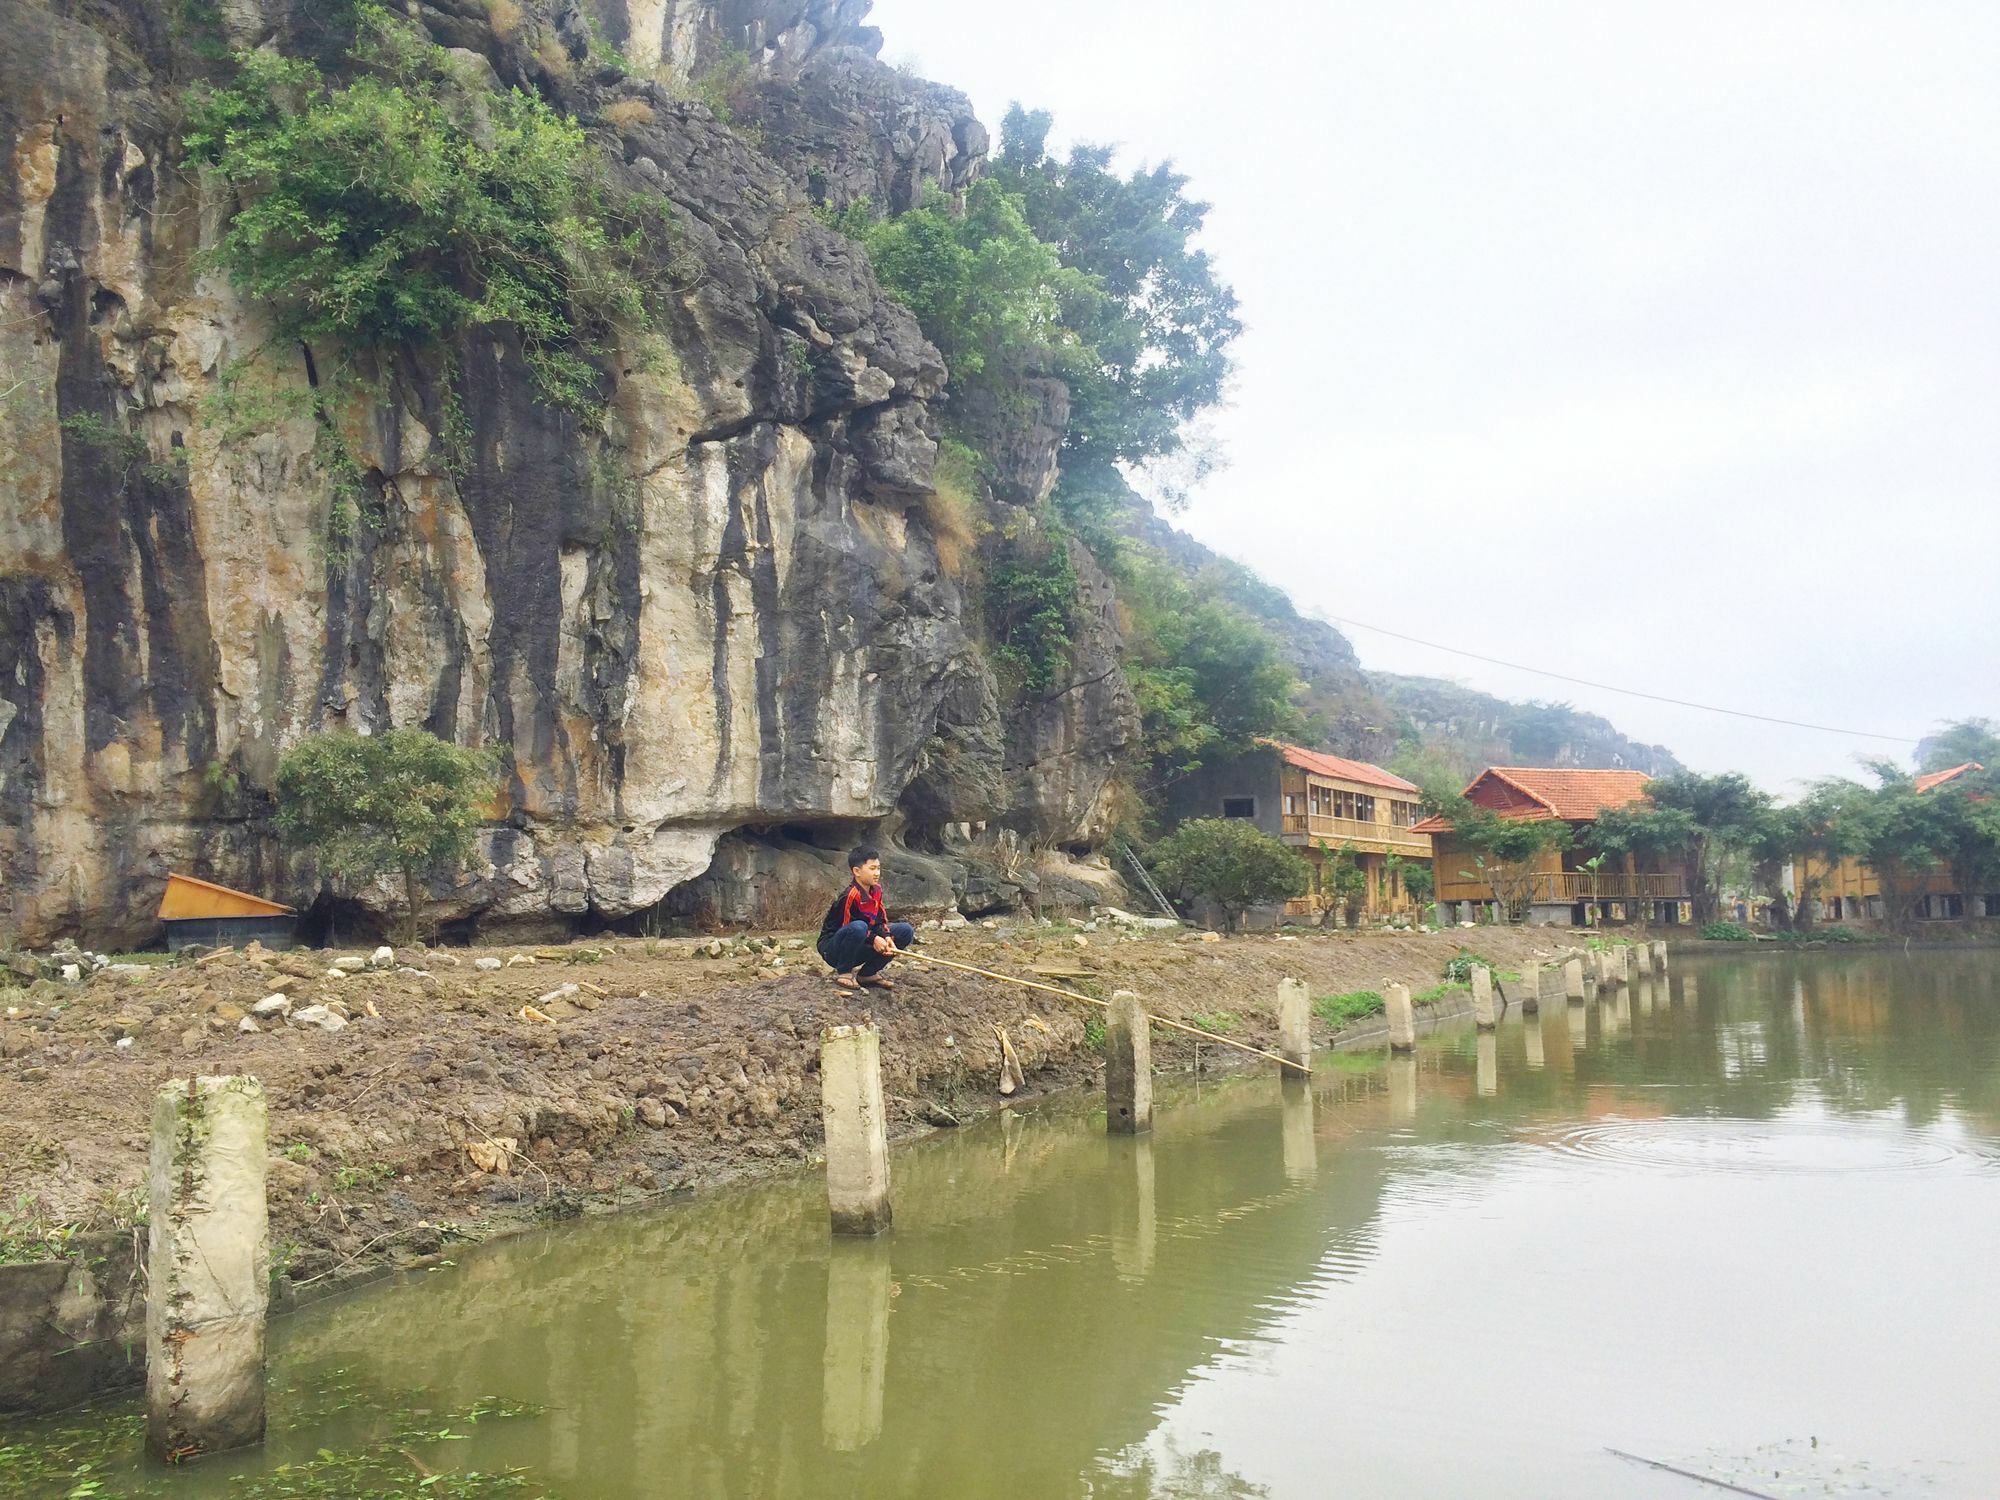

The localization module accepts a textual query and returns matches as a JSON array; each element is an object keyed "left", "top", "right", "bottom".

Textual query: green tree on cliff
[{"left": 276, "top": 729, "right": 495, "bottom": 941}]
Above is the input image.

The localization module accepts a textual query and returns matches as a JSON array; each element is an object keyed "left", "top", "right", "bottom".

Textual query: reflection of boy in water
[{"left": 818, "top": 845, "right": 916, "bottom": 991}]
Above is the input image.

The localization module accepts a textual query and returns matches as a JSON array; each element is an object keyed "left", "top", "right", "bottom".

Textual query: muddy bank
[{"left": 0, "top": 923, "right": 1575, "bottom": 1407}]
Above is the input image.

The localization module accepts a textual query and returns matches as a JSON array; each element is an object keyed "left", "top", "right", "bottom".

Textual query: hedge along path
[{"left": 897, "top": 950, "right": 1311, "bottom": 1075}]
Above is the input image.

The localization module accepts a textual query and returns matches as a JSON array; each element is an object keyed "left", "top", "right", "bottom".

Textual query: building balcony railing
[
  {"left": 1280, "top": 813, "right": 1431, "bottom": 854},
  {"left": 1531, "top": 872, "right": 1688, "bottom": 902}
]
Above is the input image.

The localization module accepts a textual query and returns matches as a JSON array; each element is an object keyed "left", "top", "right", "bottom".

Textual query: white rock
[
  {"left": 432, "top": 951, "right": 462, "bottom": 966},
  {"left": 1198, "top": 931, "right": 1222, "bottom": 944},
  {"left": 940, "top": 912, "right": 969, "bottom": 930},
  {"left": 237, "top": 1016, "right": 260, "bottom": 1034},
  {"left": 332, "top": 956, "right": 367, "bottom": 973},
  {"left": 115, "top": 1035, "right": 134, "bottom": 1051},
  {"left": 323, "top": 968, "right": 347, "bottom": 981},
  {"left": 1072, "top": 934, "right": 1089, "bottom": 948},
  {"left": 252, "top": 994, "right": 291, "bottom": 1017},
  {"left": 475, "top": 957, "right": 504, "bottom": 972},
  {"left": 370, "top": 946, "right": 395, "bottom": 968},
  {"left": 289, "top": 1004, "right": 348, "bottom": 1032},
  {"left": 537, "top": 984, "right": 581, "bottom": 1006},
  {"left": 60, "top": 964, "right": 81, "bottom": 982},
  {"left": 506, "top": 954, "right": 535, "bottom": 967}
]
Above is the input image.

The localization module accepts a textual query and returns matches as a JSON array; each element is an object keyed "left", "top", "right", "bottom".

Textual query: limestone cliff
[{"left": 0, "top": 0, "right": 1136, "bottom": 945}]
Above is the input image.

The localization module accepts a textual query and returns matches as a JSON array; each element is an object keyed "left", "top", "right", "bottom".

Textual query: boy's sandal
[
  {"left": 832, "top": 973, "right": 861, "bottom": 990},
  {"left": 859, "top": 975, "right": 895, "bottom": 990}
]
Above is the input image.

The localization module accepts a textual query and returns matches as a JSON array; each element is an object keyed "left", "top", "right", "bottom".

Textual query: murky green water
[{"left": 10, "top": 952, "right": 2000, "bottom": 1498}]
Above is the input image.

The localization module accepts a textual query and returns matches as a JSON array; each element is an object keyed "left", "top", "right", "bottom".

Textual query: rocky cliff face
[{"left": 0, "top": 0, "right": 1134, "bottom": 946}]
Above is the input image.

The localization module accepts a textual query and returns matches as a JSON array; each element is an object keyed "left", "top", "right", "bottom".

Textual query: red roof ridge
[
  {"left": 1915, "top": 761, "right": 1984, "bottom": 794},
  {"left": 1254, "top": 737, "right": 1420, "bottom": 795}
]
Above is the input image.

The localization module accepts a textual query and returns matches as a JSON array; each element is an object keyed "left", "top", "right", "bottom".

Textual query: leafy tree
[
  {"left": 1147, "top": 819, "right": 1309, "bottom": 931},
  {"left": 276, "top": 729, "right": 495, "bottom": 940},
  {"left": 185, "top": 5, "right": 663, "bottom": 412},
  {"left": 1399, "top": 861, "right": 1436, "bottom": 905},
  {"left": 1918, "top": 718, "right": 2000, "bottom": 774},
  {"left": 992, "top": 104, "right": 1241, "bottom": 471},
  {"left": 1418, "top": 777, "right": 1572, "bottom": 921},
  {"left": 1118, "top": 551, "right": 1302, "bottom": 780},
  {"left": 1316, "top": 841, "right": 1369, "bottom": 927},
  {"left": 1594, "top": 771, "right": 1774, "bottom": 926},
  {"left": 1763, "top": 779, "right": 1878, "bottom": 929},
  {"left": 859, "top": 178, "right": 1092, "bottom": 395},
  {"left": 984, "top": 514, "right": 1081, "bottom": 696}
]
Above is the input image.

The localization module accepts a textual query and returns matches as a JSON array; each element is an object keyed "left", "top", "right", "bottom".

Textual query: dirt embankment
[{"left": 0, "top": 923, "right": 1569, "bottom": 1293}]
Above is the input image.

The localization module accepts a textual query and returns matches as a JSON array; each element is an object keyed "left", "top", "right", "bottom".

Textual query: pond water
[{"left": 9, "top": 952, "right": 2000, "bottom": 1499}]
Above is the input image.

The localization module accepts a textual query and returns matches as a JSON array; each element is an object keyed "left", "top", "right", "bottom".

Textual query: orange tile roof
[
  {"left": 1256, "top": 738, "right": 1419, "bottom": 794},
  {"left": 1915, "top": 761, "right": 1984, "bottom": 793},
  {"left": 1411, "top": 766, "right": 1654, "bottom": 833}
]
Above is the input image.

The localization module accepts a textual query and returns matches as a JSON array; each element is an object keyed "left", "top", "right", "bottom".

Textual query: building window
[
  {"left": 1355, "top": 794, "right": 1376, "bottom": 823},
  {"left": 1222, "top": 797, "right": 1256, "bottom": 819}
]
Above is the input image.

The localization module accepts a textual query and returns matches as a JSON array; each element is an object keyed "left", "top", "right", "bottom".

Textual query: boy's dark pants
[{"left": 821, "top": 920, "right": 916, "bottom": 977}]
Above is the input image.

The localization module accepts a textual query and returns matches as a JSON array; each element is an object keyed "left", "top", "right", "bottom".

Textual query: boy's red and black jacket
[{"left": 819, "top": 881, "right": 890, "bottom": 957}]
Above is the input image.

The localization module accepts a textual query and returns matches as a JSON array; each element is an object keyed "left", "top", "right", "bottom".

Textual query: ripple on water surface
[{"left": 1530, "top": 1113, "right": 2000, "bottom": 1178}]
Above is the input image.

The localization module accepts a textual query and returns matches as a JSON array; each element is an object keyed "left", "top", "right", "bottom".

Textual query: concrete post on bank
[
  {"left": 1105, "top": 990, "right": 1153, "bottom": 1134},
  {"left": 1653, "top": 941, "right": 1669, "bottom": 973},
  {"left": 146, "top": 1075, "right": 269, "bottom": 1462},
  {"left": 1277, "top": 977, "right": 1312, "bottom": 1073},
  {"left": 1520, "top": 962, "right": 1543, "bottom": 1015},
  {"left": 1470, "top": 966, "right": 1497, "bottom": 1030},
  {"left": 821, "top": 1025, "right": 892, "bottom": 1236},
  {"left": 1564, "top": 957, "right": 1586, "bottom": 1002},
  {"left": 1384, "top": 982, "right": 1416, "bottom": 1053},
  {"left": 1620, "top": 945, "right": 1637, "bottom": 983}
]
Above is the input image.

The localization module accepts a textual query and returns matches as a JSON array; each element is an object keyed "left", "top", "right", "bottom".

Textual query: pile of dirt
[{"left": 0, "top": 922, "right": 1573, "bottom": 1294}]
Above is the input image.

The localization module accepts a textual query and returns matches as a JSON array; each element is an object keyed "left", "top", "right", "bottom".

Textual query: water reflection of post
[
  {"left": 1681, "top": 974, "right": 1698, "bottom": 1007},
  {"left": 1388, "top": 1053, "right": 1418, "bottom": 1123},
  {"left": 822, "top": 1241, "right": 893, "bottom": 1451},
  {"left": 1112, "top": 1136, "right": 1159, "bottom": 1281},
  {"left": 1567, "top": 999, "right": 1588, "bottom": 1048},
  {"left": 1281, "top": 1078, "right": 1316, "bottom": 1184},
  {"left": 1635, "top": 977, "right": 1653, "bottom": 1015},
  {"left": 1524, "top": 1015, "right": 1546, "bottom": 1070},
  {"left": 1606, "top": 987, "right": 1629, "bottom": 1035},
  {"left": 1476, "top": 1030, "right": 1498, "bottom": 1097}
]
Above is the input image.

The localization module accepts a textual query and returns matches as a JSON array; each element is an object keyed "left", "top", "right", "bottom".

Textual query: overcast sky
[{"left": 867, "top": 0, "right": 2000, "bottom": 795}]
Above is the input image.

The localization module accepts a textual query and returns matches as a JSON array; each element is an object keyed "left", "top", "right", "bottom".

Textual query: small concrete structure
[
  {"left": 1105, "top": 990, "right": 1153, "bottom": 1134},
  {"left": 146, "top": 1075, "right": 269, "bottom": 1461},
  {"left": 821, "top": 1025, "right": 893, "bottom": 1235},
  {"left": 1277, "top": 977, "right": 1312, "bottom": 1073},
  {"left": 1618, "top": 945, "right": 1635, "bottom": 984},
  {"left": 1470, "top": 967, "right": 1497, "bottom": 1030},
  {"left": 1384, "top": 982, "right": 1416, "bottom": 1052},
  {"left": 1519, "top": 961, "right": 1543, "bottom": 1015},
  {"left": 1564, "top": 957, "right": 1586, "bottom": 1001},
  {"left": 1653, "top": 940, "right": 1669, "bottom": 972}
]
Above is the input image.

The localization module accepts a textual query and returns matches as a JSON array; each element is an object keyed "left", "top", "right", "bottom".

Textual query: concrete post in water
[
  {"left": 1387, "top": 1053, "right": 1418, "bottom": 1123},
  {"left": 146, "top": 1075, "right": 269, "bottom": 1461},
  {"left": 1476, "top": 1031, "right": 1498, "bottom": 1097},
  {"left": 1631, "top": 942, "right": 1652, "bottom": 977},
  {"left": 1470, "top": 966, "right": 1497, "bottom": 1030},
  {"left": 821, "top": 1025, "right": 892, "bottom": 1235},
  {"left": 1520, "top": 962, "right": 1543, "bottom": 1015},
  {"left": 1564, "top": 957, "right": 1586, "bottom": 1001},
  {"left": 1105, "top": 990, "right": 1153, "bottom": 1134},
  {"left": 1619, "top": 945, "right": 1635, "bottom": 984},
  {"left": 1384, "top": 982, "right": 1416, "bottom": 1053},
  {"left": 1524, "top": 1017, "right": 1546, "bottom": 1070},
  {"left": 1112, "top": 1136, "right": 1158, "bottom": 1280},
  {"left": 822, "top": 1242, "right": 892, "bottom": 1450},
  {"left": 1281, "top": 1078, "right": 1316, "bottom": 1185},
  {"left": 1277, "top": 977, "right": 1312, "bottom": 1073},
  {"left": 1654, "top": 940, "right": 1669, "bottom": 972}
]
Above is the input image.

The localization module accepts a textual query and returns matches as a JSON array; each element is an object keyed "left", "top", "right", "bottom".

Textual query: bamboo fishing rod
[{"left": 896, "top": 949, "right": 1310, "bottom": 1075}]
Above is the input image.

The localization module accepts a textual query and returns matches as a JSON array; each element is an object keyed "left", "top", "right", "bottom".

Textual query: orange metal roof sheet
[
  {"left": 1255, "top": 738, "right": 1419, "bottom": 794},
  {"left": 1411, "top": 766, "right": 1654, "bottom": 833},
  {"left": 1915, "top": 761, "right": 1984, "bottom": 793},
  {"left": 158, "top": 872, "right": 294, "bottom": 920}
]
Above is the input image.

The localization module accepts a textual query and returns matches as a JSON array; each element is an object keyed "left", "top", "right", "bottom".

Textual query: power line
[{"left": 1320, "top": 613, "right": 1920, "bottom": 744}]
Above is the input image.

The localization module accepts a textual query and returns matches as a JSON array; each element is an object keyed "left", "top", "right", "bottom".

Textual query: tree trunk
[{"left": 401, "top": 863, "right": 421, "bottom": 947}]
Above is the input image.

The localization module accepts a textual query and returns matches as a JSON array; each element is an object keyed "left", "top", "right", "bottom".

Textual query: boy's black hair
[{"left": 847, "top": 844, "right": 880, "bottom": 872}]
